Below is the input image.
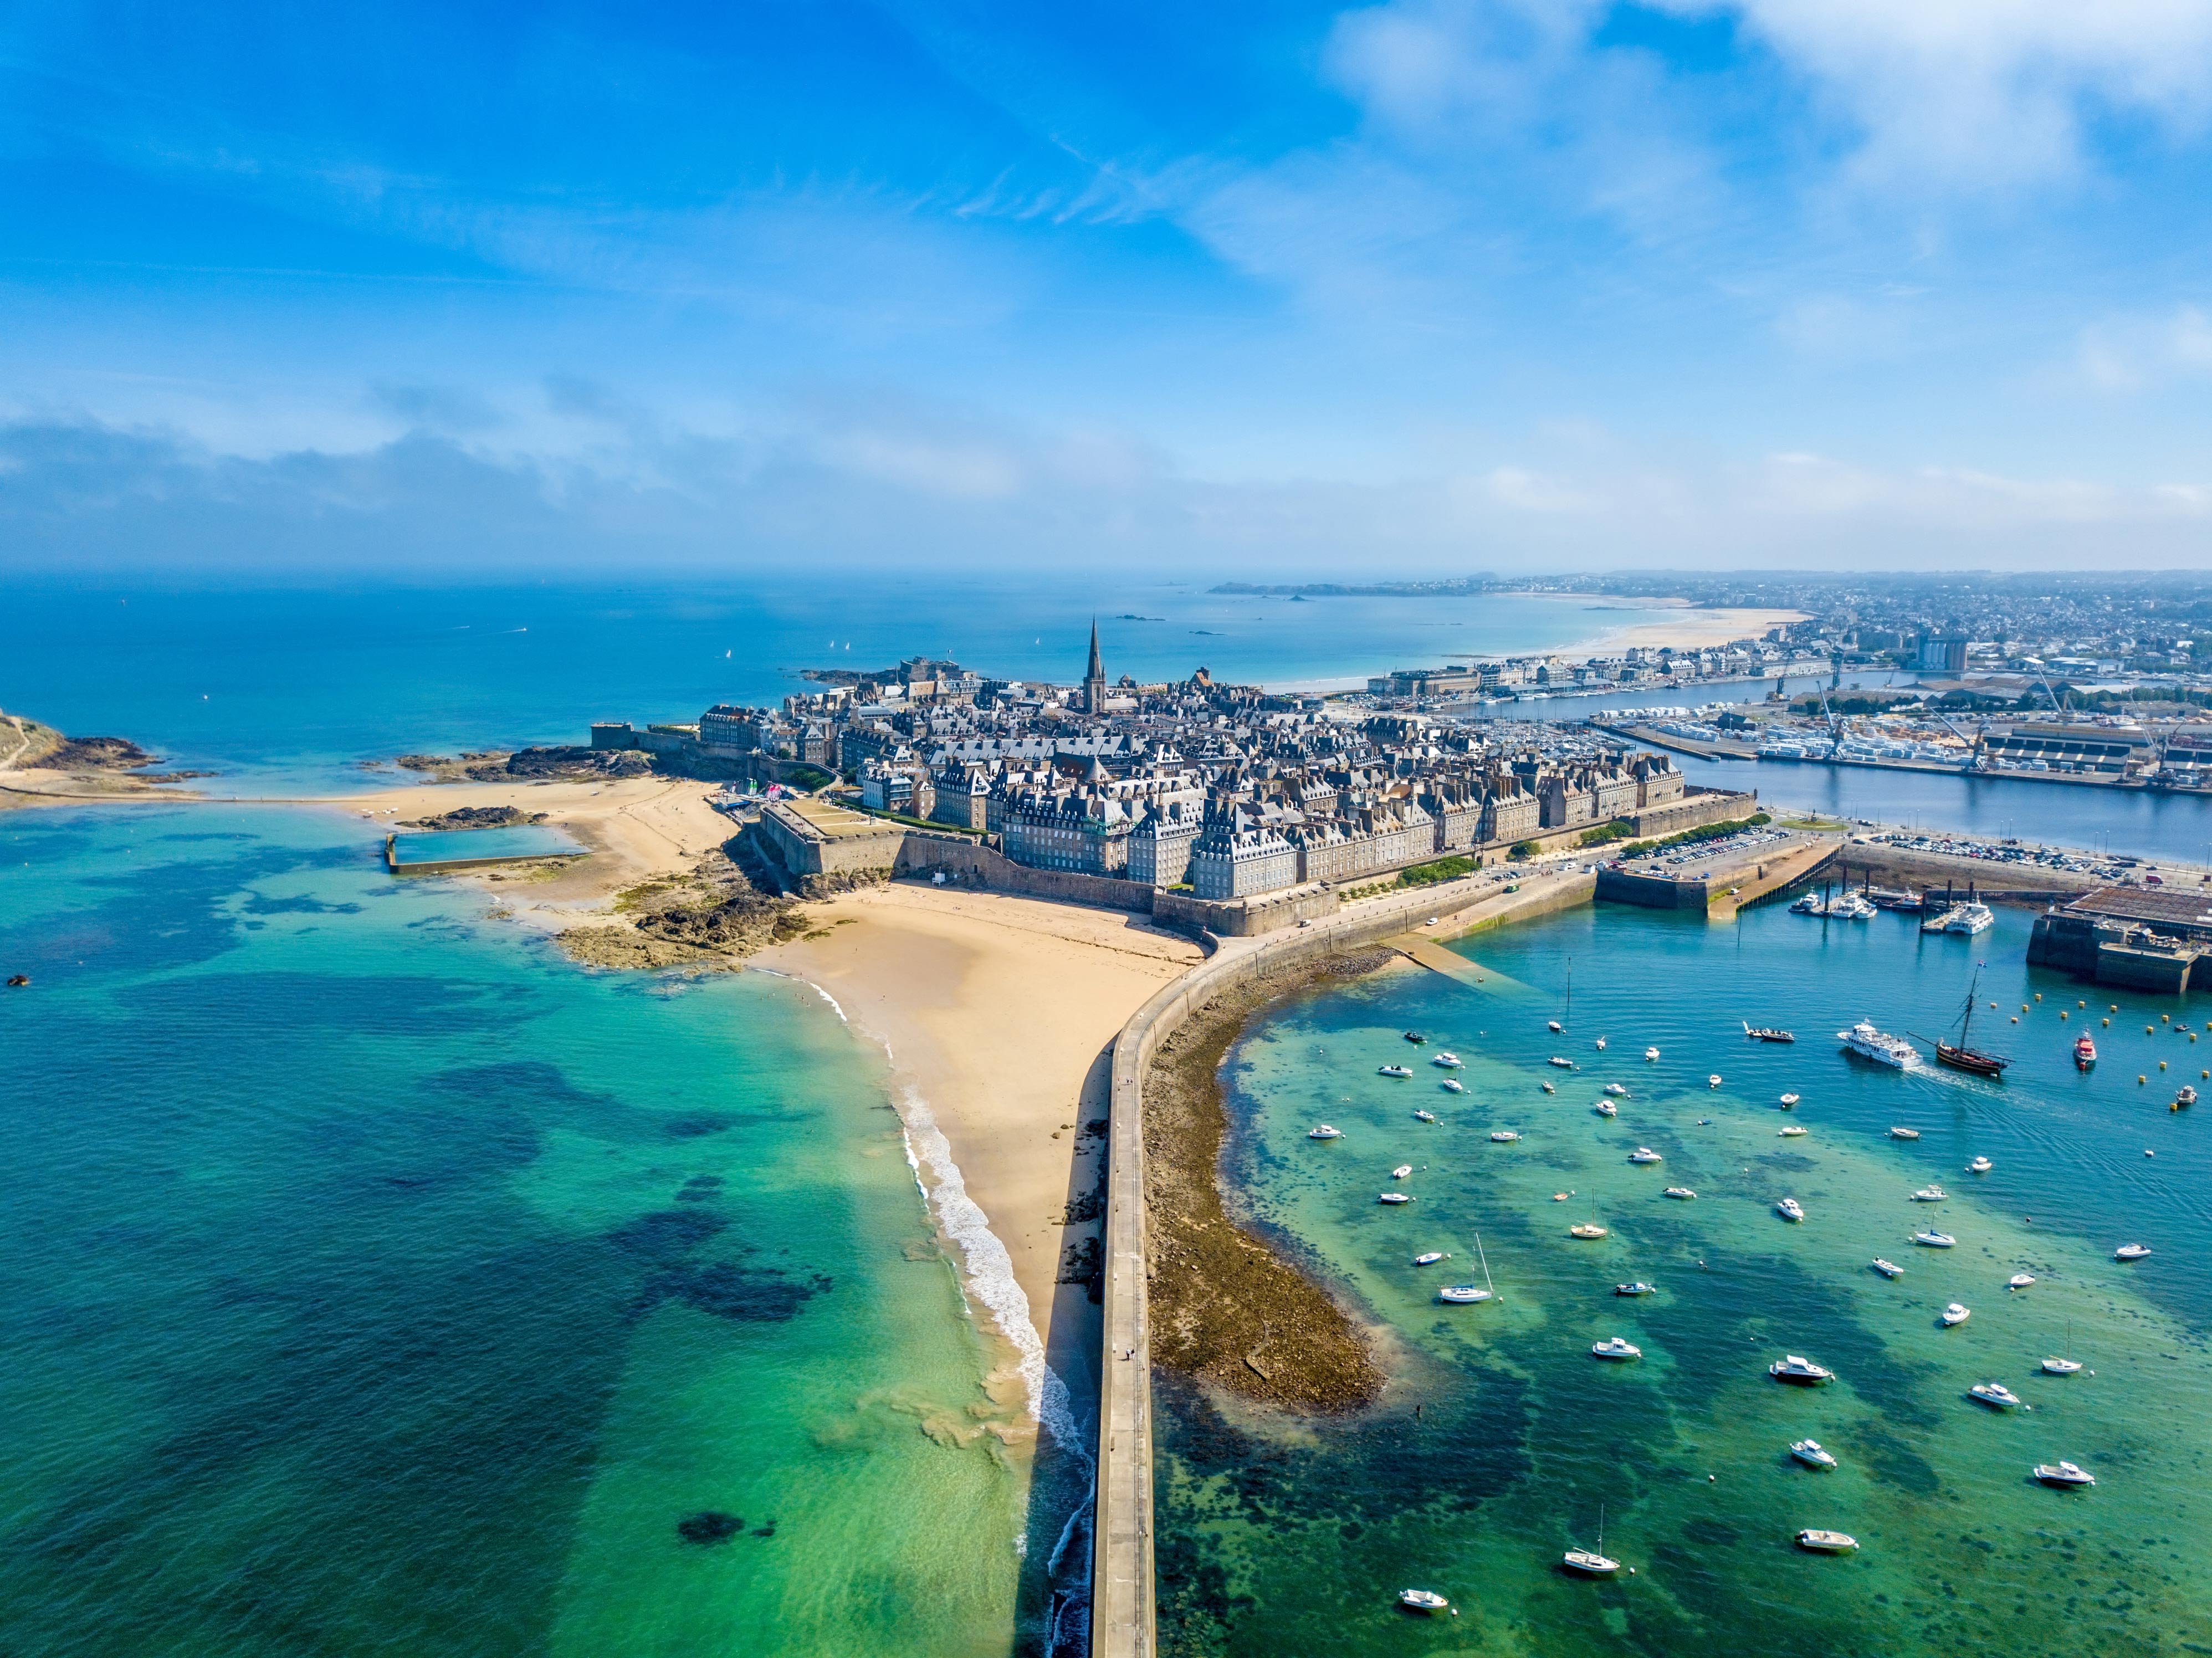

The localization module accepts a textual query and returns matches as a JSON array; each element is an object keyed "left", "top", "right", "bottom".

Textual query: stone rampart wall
[{"left": 1092, "top": 869, "right": 1597, "bottom": 1658}]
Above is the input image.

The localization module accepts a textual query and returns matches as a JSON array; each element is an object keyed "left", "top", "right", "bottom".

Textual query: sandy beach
[
  {"left": 754, "top": 884, "right": 1204, "bottom": 1432},
  {"left": 1517, "top": 596, "right": 1809, "bottom": 658}
]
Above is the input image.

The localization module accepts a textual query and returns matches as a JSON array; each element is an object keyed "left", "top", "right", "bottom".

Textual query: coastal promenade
[{"left": 1093, "top": 866, "right": 1595, "bottom": 1657}]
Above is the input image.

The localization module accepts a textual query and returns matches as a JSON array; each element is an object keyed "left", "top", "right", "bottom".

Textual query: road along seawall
[{"left": 1090, "top": 869, "right": 1596, "bottom": 1657}]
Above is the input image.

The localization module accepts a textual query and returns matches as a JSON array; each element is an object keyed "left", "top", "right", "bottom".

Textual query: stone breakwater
[{"left": 1091, "top": 868, "right": 1596, "bottom": 1658}]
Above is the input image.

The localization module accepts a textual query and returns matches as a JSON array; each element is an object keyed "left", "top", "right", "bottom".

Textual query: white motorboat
[
  {"left": 2008, "top": 1272, "right": 2035, "bottom": 1290},
  {"left": 1913, "top": 1229, "right": 1956, "bottom": 1248},
  {"left": 1968, "top": 1156, "right": 1993, "bottom": 1174},
  {"left": 1432, "top": 1052, "right": 1463, "bottom": 1068},
  {"left": 1911, "top": 1186, "right": 1947, "bottom": 1202},
  {"left": 1398, "top": 1588, "right": 1450, "bottom": 1613},
  {"left": 1838, "top": 1020, "right": 1914, "bottom": 1068},
  {"left": 1414, "top": 1108, "right": 1438, "bottom": 1122},
  {"left": 1629, "top": 1147, "right": 1663, "bottom": 1164},
  {"left": 1592, "top": 1336, "right": 1642, "bottom": 1360},
  {"left": 1549, "top": 1056, "right": 1576, "bottom": 1069},
  {"left": 1540, "top": 1081, "right": 1556, "bottom": 1094},
  {"left": 1831, "top": 893, "right": 1877, "bottom": 920},
  {"left": 1775, "top": 1197, "right": 1806, "bottom": 1222},
  {"left": 1379, "top": 1192, "right": 1414, "bottom": 1205},
  {"left": 1616, "top": 1281, "right": 1656, "bottom": 1296},
  {"left": 1412, "top": 1252, "right": 1447, "bottom": 1266},
  {"left": 1569, "top": 1223, "right": 1608, "bottom": 1239},
  {"left": 1708, "top": 1074, "right": 1723, "bottom": 1089},
  {"left": 1791, "top": 1439, "right": 1838, "bottom": 1470},
  {"left": 1791, "top": 892, "right": 1825, "bottom": 915},
  {"left": 1770, "top": 1354, "right": 1835, "bottom": 1384},
  {"left": 1942, "top": 1302, "right": 1971, "bottom": 1327},
  {"left": 1490, "top": 1130, "right": 1521, "bottom": 1142},
  {"left": 1603, "top": 1082, "right": 1630, "bottom": 1097},
  {"left": 1872, "top": 1258, "right": 1903, "bottom": 1278},
  {"left": 1380, "top": 1065, "right": 1413, "bottom": 1078},
  {"left": 1308, "top": 1125, "right": 1344, "bottom": 1140},
  {"left": 1796, "top": 1529, "right": 1858, "bottom": 1554},
  {"left": 1595, "top": 1036, "right": 1607, "bottom": 1050},
  {"left": 1779, "top": 1092, "right": 1801, "bottom": 1108},
  {"left": 1663, "top": 1186, "right": 1696, "bottom": 1200},
  {"left": 1391, "top": 1164, "right": 1413, "bottom": 1180},
  {"left": 2115, "top": 1243, "right": 2153, "bottom": 1261},
  {"left": 1548, "top": 1020, "right": 1563, "bottom": 1033},
  {"left": 1889, "top": 1127, "right": 1921, "bottom": 1140},
  {"left": 1644, "top": 1046, "right": 1661, "bottom": 1061},
  {"left": 1779, "top": 1125, "right": 1807, "bottom": 1137},
  {"left": 1595, "top": 1100, "right": 1618, "bottom": 1118},
  {"left": 1440, "top": 1078, "right": 1464, "bottom": 1093},
  {"left": 2035, "top": 1461, "right": 2096, "bottom": 1488},
  {"left": 1969, "top": 1381, "right": 2023, "bottom": 1409}
]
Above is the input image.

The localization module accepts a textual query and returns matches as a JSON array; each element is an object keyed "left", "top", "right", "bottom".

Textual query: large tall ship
[
  {"left": 1917, "top": 969, "right": 2011, "bottom": 1077},
  {"left": 1836, "top": 1019, "right": 1914, "bottom": 1068}
]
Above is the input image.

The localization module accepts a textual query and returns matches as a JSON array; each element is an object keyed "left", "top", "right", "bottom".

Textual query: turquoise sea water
[
  {"left": 1158, "top": 900, "right": 2212, "bottom": 1656},
  {"left": 0, "top": 806, "right": 1037, "bottom": 1657},
  {"left": 2, "top": 579, "right": 1666, "bottom": 794},
  {"left": 387, "top": 823, "right": 583, "bottom": 863}
]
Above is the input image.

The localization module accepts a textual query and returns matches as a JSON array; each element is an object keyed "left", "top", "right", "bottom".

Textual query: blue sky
[{"left": 6, "top": 0, "right": 2212, "bottom": 574}]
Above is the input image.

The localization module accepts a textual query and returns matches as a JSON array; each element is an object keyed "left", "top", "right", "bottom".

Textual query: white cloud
[
  {"left": 5, "top": 407, "right": 2206, "bottom": 576},
  {"left": 1658, "top": 0, "right": 2212, "bottom": 183},
  {"left": 2072, "top": 303, "right": 2212, "bottom": 390}
]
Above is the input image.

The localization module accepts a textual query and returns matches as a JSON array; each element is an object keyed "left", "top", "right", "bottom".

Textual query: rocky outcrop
[
  {"left": 556, "top": 840, "right": 812, "bottom": 970},
  {"left": 404, "top": 805, "right": 547, "bottom": 831}
]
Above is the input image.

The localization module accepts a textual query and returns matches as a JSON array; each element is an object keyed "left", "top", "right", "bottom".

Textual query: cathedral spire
[{"left": 1082, "top": 618, "right": 1107, "bottom": 714}]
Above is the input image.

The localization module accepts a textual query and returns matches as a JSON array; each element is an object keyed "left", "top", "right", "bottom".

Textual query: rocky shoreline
[
  {"left": 553, "top": 829, "right": 885, "bottom": 971},
  {"left": 1143, "top": 948, "right": 1395, "bottom": 1414}
]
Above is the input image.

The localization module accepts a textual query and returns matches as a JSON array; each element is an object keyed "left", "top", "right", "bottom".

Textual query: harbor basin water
[{"left": 1158, "top": 898, "right": 2212, "bottom": 1656}]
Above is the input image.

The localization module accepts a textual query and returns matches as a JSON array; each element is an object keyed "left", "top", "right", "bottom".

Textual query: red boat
[{"left": 2074, "top": 1035, "right": 2097, "bottom": 1071}]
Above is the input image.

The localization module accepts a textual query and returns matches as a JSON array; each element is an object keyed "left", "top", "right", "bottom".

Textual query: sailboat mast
[{"left": 1477, "top": 1232, "right": 1494, "bottom": 1295}]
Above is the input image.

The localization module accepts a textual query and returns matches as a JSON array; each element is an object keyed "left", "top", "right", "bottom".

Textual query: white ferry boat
[{"left": 1837, "top": 1020, "right": 1914, "bottom": 1068}]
